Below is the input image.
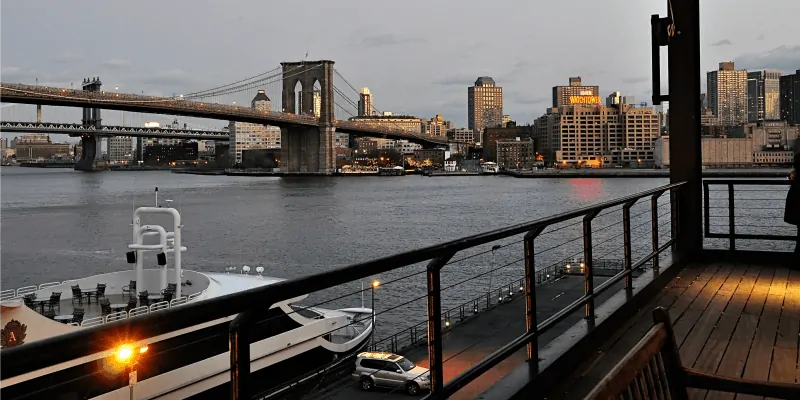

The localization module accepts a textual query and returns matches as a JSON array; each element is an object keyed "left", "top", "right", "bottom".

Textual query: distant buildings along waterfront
[
  {"left": 533, "top": 97, "right": 662, "bottom": 168},
  {"left": 552, "top": 77, "right": 599, "bottom": 108},
  {"left": 228, "top": 90, "right": 281, "bottom": 164},
  {"left": 707, "top": 62, "right": 748, "bottom": 126},
  {"left": 468, "top": 77, "right": 503, "bottom": 135},
  {"left": 747, "top": 70, "right": 782, "bottom": 122},
  {"left": 780, "top": 69, "right": 799, "bottom": 125},
  {"left": 11, "top": 133, "right": 71, "bottom": 161}
]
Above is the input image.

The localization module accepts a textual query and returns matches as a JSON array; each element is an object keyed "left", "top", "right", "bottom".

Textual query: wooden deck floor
[{"left": 559, "top": 261, "right": 800, "bottom": 399}]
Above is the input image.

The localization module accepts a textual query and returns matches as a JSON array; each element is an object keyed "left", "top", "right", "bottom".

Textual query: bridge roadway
[
  {"left": 0, "top": 121, "right": 230, "bottom": 141},
  {"left": 0, "top": 83, "right": 450, "bottom": 146},
  {"left": 301, "top": 274, "right": 620, "bottom": 400}
]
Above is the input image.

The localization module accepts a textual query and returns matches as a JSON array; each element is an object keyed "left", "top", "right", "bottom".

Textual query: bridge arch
[{"left": 280, "top": 60, "right": 334, "bottom": 125}]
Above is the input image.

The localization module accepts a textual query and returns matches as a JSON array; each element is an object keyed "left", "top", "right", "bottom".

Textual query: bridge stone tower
[
  {"left": 75, "top": 77, "right": 109, "bottom": 171},
  {"left": 280, "top": 60, "right": 336, "bottom": 174}
]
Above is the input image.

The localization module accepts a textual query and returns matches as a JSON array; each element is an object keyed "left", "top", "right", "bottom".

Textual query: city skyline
[{"left": 1, "top": 0, "right": 799, "bottom": 134}]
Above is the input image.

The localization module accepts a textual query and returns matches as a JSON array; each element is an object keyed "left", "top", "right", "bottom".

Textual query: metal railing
[
  {"left": 0, "top": 182, "right": 682, "bottom": 399},
  {"left": 366, "top": 257, "right": 645, "bottom": 356},
  {"left": 703, "top": 179, "right": 795, "bottom": 250}
]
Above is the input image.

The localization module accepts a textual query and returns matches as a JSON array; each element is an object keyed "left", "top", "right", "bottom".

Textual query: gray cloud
[
  {"left": 756, "top": 34, "right": 765, "bottom": 41},
  {"left": 360, "top": 33, "right": 424, "bottom": 48},
  {"left": 734, "top": 45, "right": 800, "bottom": 73},
  {"left": 432, "top": 75, "right": 476, "bottom": 86},
  {"left": 509, "top": 94, "right": 549, "bottom": 105},
  {"left": 103, "top": 59, "right": 132, "bottom": 69},
  {"left": 622, "top": 76, "right": 649, "bottom": 84},
  {"left": 140, "top": 69, "right": 201, "bottom": 88},
  {"left": 48, "top": 51, "right": 82, "bottom": 64},
  {"left": 710, "top": 39, "right": 733, "bottom": 46}
]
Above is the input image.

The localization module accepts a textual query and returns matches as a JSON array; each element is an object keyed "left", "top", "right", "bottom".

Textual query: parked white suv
[{"left": 353, "top": 351, "right": 430, "bottom": 395}]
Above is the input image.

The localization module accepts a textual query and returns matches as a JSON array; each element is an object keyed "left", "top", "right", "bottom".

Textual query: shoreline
[{"left": 503, "top": 168, "right": 792, "bottom": 178}]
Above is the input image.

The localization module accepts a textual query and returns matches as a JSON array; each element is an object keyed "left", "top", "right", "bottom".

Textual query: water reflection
[{"left": 567, "top": 178, "right": 605, "bottom": 202}]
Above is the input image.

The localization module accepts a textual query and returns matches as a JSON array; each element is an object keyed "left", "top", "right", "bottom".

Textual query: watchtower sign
[{"left": 1, "top": 320, "right": 28, "bottom": 348}]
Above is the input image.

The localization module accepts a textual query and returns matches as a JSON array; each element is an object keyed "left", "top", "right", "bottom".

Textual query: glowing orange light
[
  {"left": 115, "top": 345, "right": 134, "bottom": 363},
  {"left": 372, "top": 280, "right": 380, "bottom": 289},
  {"left": 139, "top": 345, "right": 148, "bottom": 354}
]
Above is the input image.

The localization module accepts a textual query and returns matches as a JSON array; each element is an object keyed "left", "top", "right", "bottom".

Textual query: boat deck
[
  {"left": 557, "top": 261, "right": 800, "bottom": 398},
  {"left": 30, "top": 284, "right": 206, "bottom": 323}
]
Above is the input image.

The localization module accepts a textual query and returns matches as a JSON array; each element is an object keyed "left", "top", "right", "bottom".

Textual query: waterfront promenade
[{"left": 302, "top": 274, "right": 620, "bottom": 400}]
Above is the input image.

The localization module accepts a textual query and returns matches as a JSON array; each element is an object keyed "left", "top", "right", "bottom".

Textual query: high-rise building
[
  {"left": 552, "top": 77, "right": 599, "bottom": 108},
  {"left": 606, "top": 92, "right": 622, "bottom": 106},
  {"left": 707, "top": 62, "right": 748, "bottom": 125},
  {"left": 422, "top": 114, "right": 452, "bottom": 136},
  {"left": 108, "top": 136, "right": 133, "bottom": 164},
  {"left": 747, "top": 70, "right": 782, "bottom": 122},
  {"left": 358, "top": 88, "right": 374, "bottom": 116},
  {"left": 229, "top": 90, "right": 281, "bottom": 164},
  {"left": 780, "top": 69, "right": 799, "bottom": 125},
  {"left": 534, "top": 103, "right": 662, "bottom": 166},
  {"left": 468, "top": 77, "right": 503, "bottom": 134}
]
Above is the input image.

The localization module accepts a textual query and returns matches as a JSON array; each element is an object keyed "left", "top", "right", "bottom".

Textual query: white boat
[
  {"left": 0, "top": 191, "right": 373, "bottom": 399},
  {"left": 482, "top": 162, "right": 499, "bottom": 174}
]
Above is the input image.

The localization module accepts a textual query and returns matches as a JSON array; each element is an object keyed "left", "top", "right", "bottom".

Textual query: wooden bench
[{"left": 585, "top": 307, "right": 799, "bottom": 399}]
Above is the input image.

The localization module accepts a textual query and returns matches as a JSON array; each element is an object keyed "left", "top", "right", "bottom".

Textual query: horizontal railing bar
[
  {"left": 703, "top": 179, "right": 791, "bottom": 185},
  {"left": 631, "top": 239, "right": 674, "bottom": 271},
  {"left": 705, "top": 233, "right": 797, "bottom": 241},
  {"left": 0, "top": 182, "right": 685, "bottom": 380}
]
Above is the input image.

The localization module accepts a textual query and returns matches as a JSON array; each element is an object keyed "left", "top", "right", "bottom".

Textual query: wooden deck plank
[
  {"left": 705, "top": 266, "right": 777, "bottom": 400},
  {"left": 559, "top": 262, "right": 712, "bottom": 399},
  {"left": 678, "top": 263, "right": 746, "bottom": 367},
  {"left": 667, "top": 263, "right": 724, "bottom": 323},
  {"left": 688, "top": 263, "right": 761, "bottom": 400},
  {"left": 736, "top": 267, "right": 789, "bottom": 400},
  {"left": 672, "top": 264, "right": 736, "bottom": 347},
  {"left": 561, "top": 262, "right": 724, "bottom": 400},
  {"left": 558, "top": 262, "right": 797, "bottom": 400},
  {"left": 768, "top": 269, "right": 800, "bottom": 392}
]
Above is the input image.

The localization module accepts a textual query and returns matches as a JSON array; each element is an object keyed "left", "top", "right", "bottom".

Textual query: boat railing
[
  {"left": 170, "top": 297, "right": 188, "bottom": 307},
  {"left": 3, "top": 279, "right": 207, "bottom": 302},
  {"left": 105, "top": 311, "right": 127, "bottom": 323},
  {"left": 129, "top": 306, "right": 149, "bottom": 318},
  {"left": 39, "top": 282, "right": 62, "bottom": 291},
  {"left": 81, "top": 316, "right": 104, "bottom": 328},
  {"left": 149, "top": 301, "right": 170, "bottom": 312},
  {"left": 0, "top": 290, "right": 14, "bottom": 300}
]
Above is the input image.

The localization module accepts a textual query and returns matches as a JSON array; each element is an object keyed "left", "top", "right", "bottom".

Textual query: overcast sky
[{"left": 2, "top": 0, "right": 799, "bottom": 139}]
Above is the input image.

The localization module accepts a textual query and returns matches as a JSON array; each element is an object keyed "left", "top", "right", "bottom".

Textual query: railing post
[
  {"left": 583, "top": 210, "right": 601, "bottom": 321},
  {"left": 672, "top": 188, "right": 680, "bottom": 253},
  {"left": 703, "top": 182, "right": 710, "bottom": 239},
  {"left": 229, "top": 309, "right": 254, "bottom": 400},
  {"left": 524, "top": 225, "right": 546, "bottom": 370},
  {"left": 727, "top": 183, "right": 736, "bottom": 250},
  {"left": 427, "top": 252, "right": 455, "bottom": 397},
  {"left": 651, "top": 192, "right": 664, "bottom": 273},
  {"left": 622, "top": 199, "right": 638, "bottom": 293}
]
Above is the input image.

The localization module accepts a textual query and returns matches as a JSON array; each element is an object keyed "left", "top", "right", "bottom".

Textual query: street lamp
[
  {"left": 112, "top": 343, "right": 148, "bottom": 400},
  {"left": 371, "top": 280, "right": 380, "bottom": 345}
]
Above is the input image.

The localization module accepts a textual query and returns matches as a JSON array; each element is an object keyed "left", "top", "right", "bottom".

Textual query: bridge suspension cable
[
  {"left": 184, "top": 63, "right": 321, "bottom": 100},
  {"left": 332, "top": 68, "right": 441, "bottom": 144},
  {"left": 182, "top": 66, "right": 281, "bottom": 98}
]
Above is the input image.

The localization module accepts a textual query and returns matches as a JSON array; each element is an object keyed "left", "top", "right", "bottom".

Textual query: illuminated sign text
[{"left": 569, "top": 95, "right": 601, "bottom": 105}]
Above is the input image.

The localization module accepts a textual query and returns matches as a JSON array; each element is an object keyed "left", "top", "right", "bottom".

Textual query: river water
[{"left": 0, "top": 167, "right": 786, "bottom": 335}]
